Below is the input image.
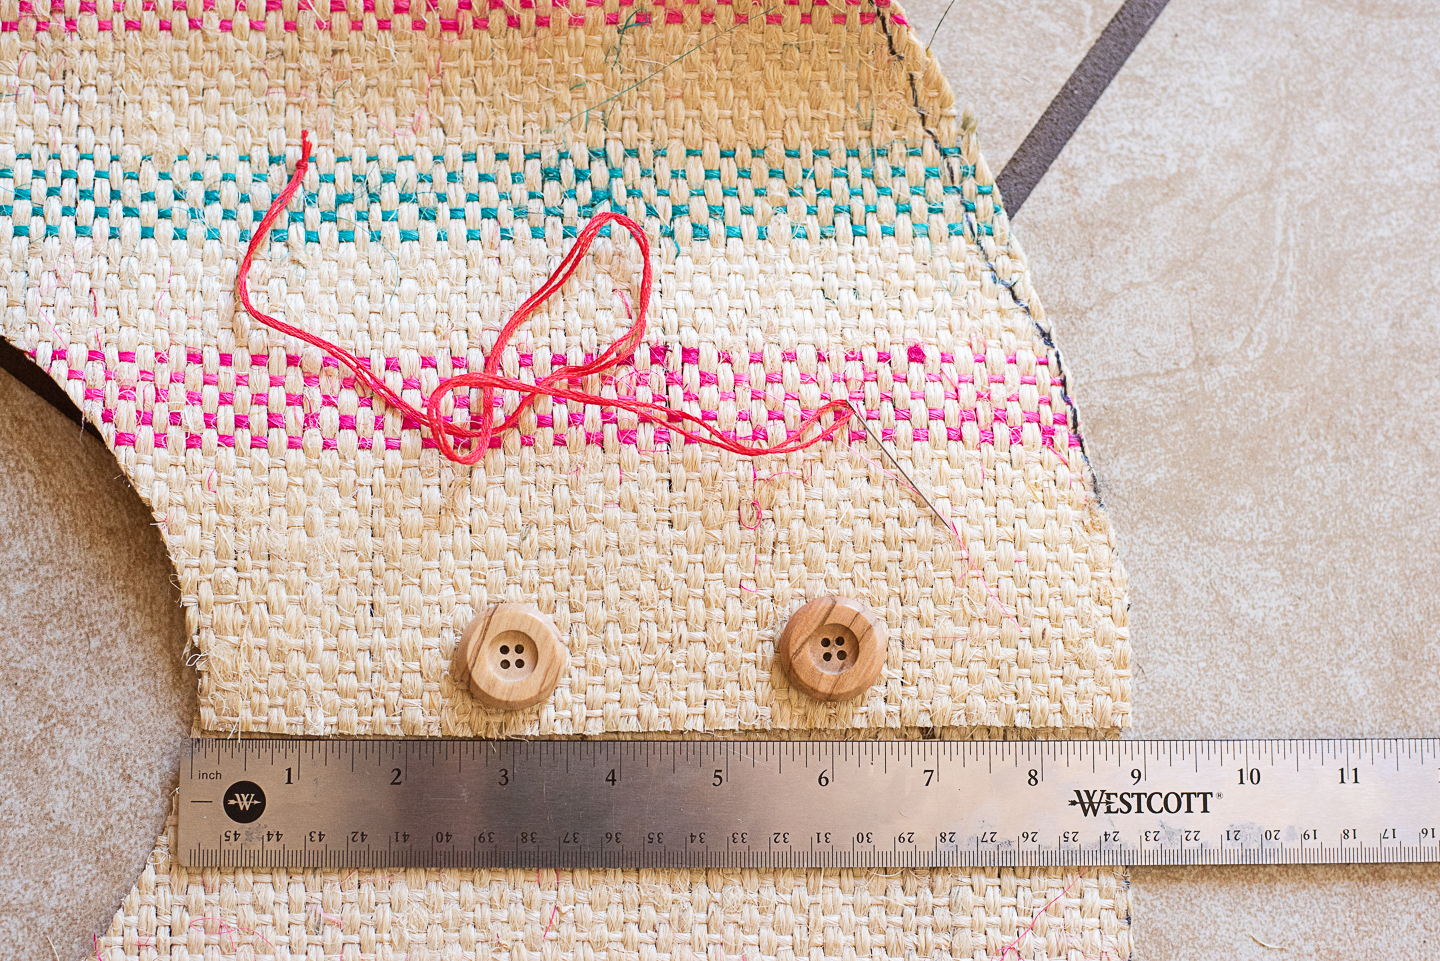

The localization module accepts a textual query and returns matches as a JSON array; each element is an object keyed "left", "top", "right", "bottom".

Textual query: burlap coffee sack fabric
[{"left": 0, "top": 0, "right": 1132, "bottom": 955}]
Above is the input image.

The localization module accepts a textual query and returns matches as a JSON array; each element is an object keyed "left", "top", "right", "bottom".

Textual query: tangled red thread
[{"left": 237, "top": 131, "right": 853, "bottom": 465}]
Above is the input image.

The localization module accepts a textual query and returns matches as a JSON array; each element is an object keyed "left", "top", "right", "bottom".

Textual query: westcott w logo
[{"left": 222, "top": 781, "right": 267, "bottom": 823}]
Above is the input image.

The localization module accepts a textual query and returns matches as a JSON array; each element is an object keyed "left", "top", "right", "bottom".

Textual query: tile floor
[
  {"left": 922, "top": 0, "right": 1440, "bottom": 953},
  {"left": 0, "top": 371, "right": 196, "bottom": 960},
  {"left": 5, "top": 0, "right": 1440, "bottom": 956}
]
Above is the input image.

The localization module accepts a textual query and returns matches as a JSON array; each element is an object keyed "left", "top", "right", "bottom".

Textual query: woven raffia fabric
[
  {"left": 2, "top": 0, "right": 1133, "bottom": 956},
  {"left": 0, "top": 4, "right": 1129, "bottom": 739},
  {"left": 103, "top": 796, "right": 1131, "bottom": 961}
]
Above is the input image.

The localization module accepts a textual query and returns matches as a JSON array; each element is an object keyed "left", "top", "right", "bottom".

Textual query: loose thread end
[{"left": 236, "top": 137, "right": 850, "bottom": 467}]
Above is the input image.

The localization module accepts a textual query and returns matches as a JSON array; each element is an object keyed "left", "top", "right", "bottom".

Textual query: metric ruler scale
[{"left": 179, "top": 738, "right": 1440, "bottom": 869}]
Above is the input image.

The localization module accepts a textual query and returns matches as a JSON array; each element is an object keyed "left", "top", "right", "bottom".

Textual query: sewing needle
[{"left": 845, "top": 400, "right": 955, "bottom": 533}]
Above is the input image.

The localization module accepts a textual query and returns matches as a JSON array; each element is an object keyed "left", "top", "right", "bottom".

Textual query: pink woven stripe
[
  {"left": 4, "top": 0, "right": 887, "bottom": 31},
  {"left": 35, "top": 340, "right": 1081, "bottom": 455}
]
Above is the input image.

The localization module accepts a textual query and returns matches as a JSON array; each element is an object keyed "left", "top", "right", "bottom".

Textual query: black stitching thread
[
  {"left": 873, "top": 8, "right": 963, "bottom": 189},
  {"left": 872, "top": 4, "right": 1104, "bottom": 501}
]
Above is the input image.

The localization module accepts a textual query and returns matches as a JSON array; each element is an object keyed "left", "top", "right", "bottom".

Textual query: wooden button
[
  {"left": 453, "top": 603, "right": 566, "bottom": 711},
  {"left": 776, "top": 596, "right": 886, "bottom": 702}
]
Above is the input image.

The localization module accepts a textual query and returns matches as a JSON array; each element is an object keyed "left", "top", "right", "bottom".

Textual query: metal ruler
[{"left": 179, "top": 738, "right": 1440, "bottom": 869}]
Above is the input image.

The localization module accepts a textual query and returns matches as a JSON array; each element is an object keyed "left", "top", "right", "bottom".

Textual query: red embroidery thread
[{"left": 236, "top": 131, "right": 853, "bottom": 465}]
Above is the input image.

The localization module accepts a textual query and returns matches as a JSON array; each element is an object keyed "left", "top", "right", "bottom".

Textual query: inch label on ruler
[{"left": 178, "top": 739, "right": 1440, "bottom": 869}]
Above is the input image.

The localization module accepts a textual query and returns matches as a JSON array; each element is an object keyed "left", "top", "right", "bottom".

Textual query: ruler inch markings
[{"left": 176, "top": 737, "right": 1440, "bottom": 870}]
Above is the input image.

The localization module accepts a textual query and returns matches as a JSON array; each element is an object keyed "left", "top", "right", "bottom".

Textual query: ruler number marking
[{"left": 180, "top": 738, "right": 1440, "bottom": 869}]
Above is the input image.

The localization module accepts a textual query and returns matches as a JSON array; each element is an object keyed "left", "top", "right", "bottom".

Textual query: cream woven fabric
[
  {"left": 0, "top": 0, "right": 1133, "bottom": 955},
  {"left": 0, "top": 0, "right": 1130, "bottom": 740},
  {"left": 105, "top": 814, "right": 1131, "bottom": 960}
]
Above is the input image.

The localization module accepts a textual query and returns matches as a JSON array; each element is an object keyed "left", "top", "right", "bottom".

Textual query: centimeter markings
[{"left": 178, "top": 738, "right": 1440, "bottom": 869}]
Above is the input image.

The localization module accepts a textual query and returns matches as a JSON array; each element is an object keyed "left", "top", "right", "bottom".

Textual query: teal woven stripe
[{"left": 0, "top": 146, "right": 1002, "bottom": 245}]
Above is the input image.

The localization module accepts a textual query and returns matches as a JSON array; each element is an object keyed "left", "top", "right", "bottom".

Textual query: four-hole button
[
  {"left": 453, "top": 603, "right": 565, "bottom": 710},
  {"left": 776, "top": 596, "right": 886, "bottom": 702}
]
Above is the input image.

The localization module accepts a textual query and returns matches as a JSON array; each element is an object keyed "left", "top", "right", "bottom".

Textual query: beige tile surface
[
  {"left": 0, "top": 369, "right": 196, "bottom": 961},
  {"left": 1015, "top": 0, "right": 1440, "bottom": 954},
  {"left": 900, "top": 0, "right": 1125, "bottom": 169},
  {"left": 1020, "top": 0, "right": 1440, "bottom": 748},
  {"left": 1132, "top": 865, "right": 1440, "bottom": 957}
]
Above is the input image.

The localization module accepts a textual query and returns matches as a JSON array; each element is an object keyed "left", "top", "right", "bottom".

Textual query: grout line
[{"left": 996, "top": 0, "right": 1173, "bottom": 217}]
